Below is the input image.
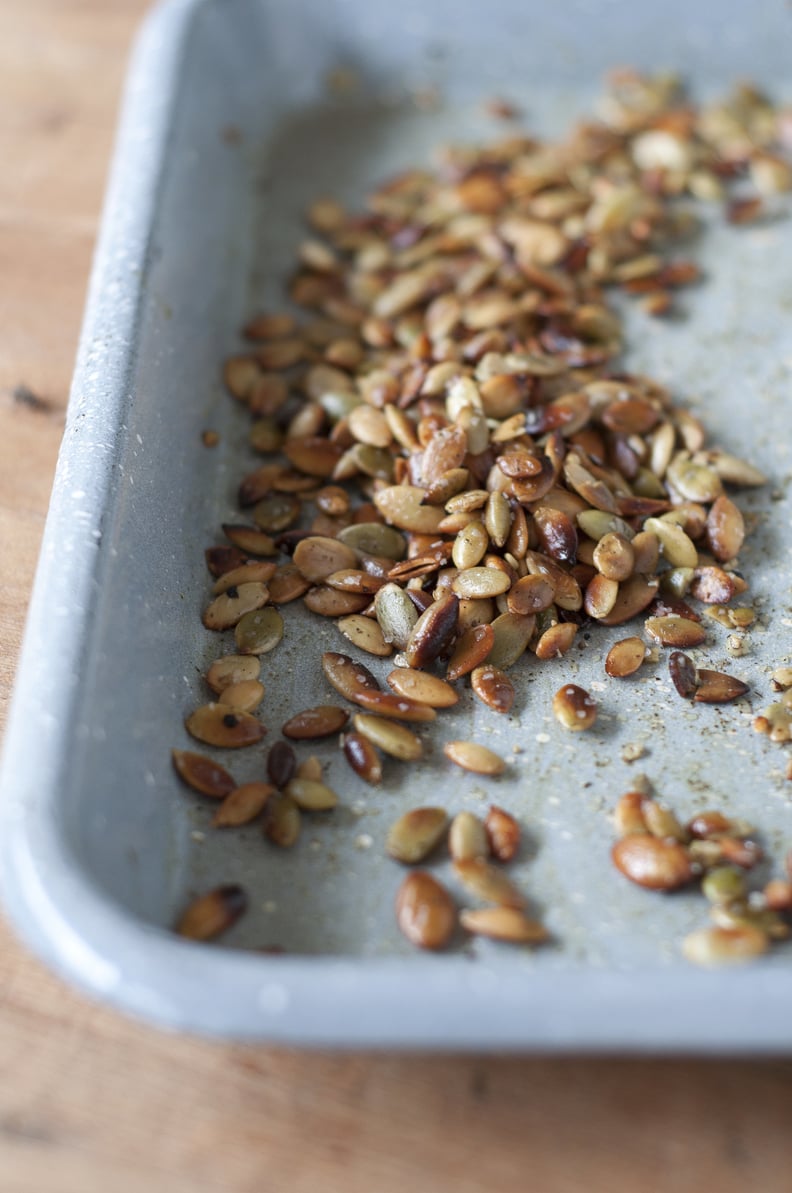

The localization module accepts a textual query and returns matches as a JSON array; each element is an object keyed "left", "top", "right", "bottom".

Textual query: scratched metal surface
[{"left": 1, "top": 0, "right": 791, "bottom": 1046}]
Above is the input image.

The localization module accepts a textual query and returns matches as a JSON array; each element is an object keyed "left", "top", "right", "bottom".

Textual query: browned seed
[
  {"left": 460, "top": 907, "right": 548, "bottom": 944},
  {"left": 387, "top": 807, "right": 449, "bottom": 864},
  {"left": 282, "top": 705, "right": 350, "bottom": 739},
  {"left": 641, "top": 800, "right": 688, "bottom": 843},
  {"left": 282, "top": 436, "right": 343, "bottom": 479},
  {"left": 212, "top": 561, "right": 277, "bottom": 595},
  {"left": 234, "top": 607, "right": 284, "bottom": 654},
  {"left": 552, "top": 684, "right": 597, "bottom": 732},
  {"left": 611, "top": 834, "right": 695, "bottom": 890},
  {"left": 644, "top": 616, "right": 706, "bottom": 649},
  {"left": 350, "top": 688, "right": 437, "bottom": 722},
  {"left": 449, "top": 812, "right": 489, "bottom": 863},
  {"left": 584, "top": 573, "right": 619, "bottom": 620},
  {"left": 206, "top": 654, "right": 261, "bottom": 695},
  {"left": 321, "top": 651, "right": 380, "bottom": 701},
  {"left": 213, "top": 782, "right": 275, "bottom": 827},
  {"left": 337, "top": 614, "right": 393, "bottom": 657},
  {"left": 764, "top": 879, "right": 792, "bottom": 911},
  {"left": 631, "top": 531, "right": 660, "bottom": 575},
  {"left": 669, "top": 650, "right": 699, "bottom": 698},
  {"left": 451, "top": 567, "right": 511, "bottom": 599},
  {"left": 507, "top": 574, "right": 555, "bottom": 615},
  {"left": 176, "top": 884, "right": 248, "bottom": 940},
  {"left": 374, "top": 485, "right": 445, "bottom": 534},
  {"left": 342, "top": 731, "right": 383, "bottom": 784},
  {"left": 284, "top": 776, "right": 339, "bottom": 811},
  {"left": 325, "top": 569, "right": 386, "bottom": 595},
  {"left": 613, "top": 791, "right": 649, "bottom": 837},
  {"left": 395, "top": 872, "right": 456, "bottom": 950},
  {"left": 353, "top": 713, "right": 423, "bottom": 761},
  {"left": 706, "top": 495, "right": 745, "bottom": 562},
  {"left": 222, "top": 524, "right": 278, "bottom": 556},
  {"left": 487, "top": 611, "right": 536, "bottom": 669},
  {"left": 386, "top": 667, "right": 459, "bottom": 708},
  {"left": 453, "top": 858, "right": 525, "bottom": 908},
  {"left": 293, "top": 535, "right": 358, "bottom": 582},
  {"left": 218, "top": 679, "right": 266, "bottom": 713},
  {"left": 264, "top": 792, "right": 301, "bottom": 848},
  {"left": 202, "top": 582, "right": 269, "bottom": 631},
  {"left": 267, "top": 740, "right": 296, "bottom": 788},
  {"left": 206, "top": 545, "right": 249, "bottom": 577},
  {"left": 605, "top": 637, "right": 646, "bottom": 678},
  {"left": 471, "top": 665, "right": 515, "bottom": 714},
  {"left": 446, "top": 623, "right": 494, "bottom": 681},
  {"left": 185, "top": 704, "right": 267, "bottom": 748},
  {"left": 485, "top": 805, "right": 520, "bottom": 862},
  {"left": 405, "top": 593, "right": 459, "bottom": 669},
  {"left": 534, "top": 621, "right": 577, "bottom": 660},
  {"left": 315, "top": 484, "right": 351, "bottom": 516},
  {"left": 727, "top": 196, "right": 763, "bottom": 225},
  {"left": 593, "top": 532, "right": 635, "bottom": 582},
  {"left": 718, "top": 837, "right": 763, "bottom": 869},
  {"left": 172, "top": 749, "right": 236, "bottom": 799},
  {"left": 243, "top": 312, "right": 296, "bottom": 341},
  {"left": 443, "top": 740, "right": 505, "bottom": 776},
  {"left": 690, "top": 566, "right": 736, "bottom": 605},
  {"left": 687, "top": 810, "right": 753, "bottom": 840},
  {"left": 598, "top": 576, "right": 658, "bottom": 626},
  {"left": 532, "top": 506, "right": 578, "bottom": 564},
  {"left": 304, "top": 586, "right": 370, "bottom": 617},
  {"left": 693, "top": 669, "right": 750, "bottom": 704},
  {"left": 682, "top": 924, "right": 768, "bottom": 967},
  {"left": 296, "top": 756, "right": 322, "bottom": 781}
]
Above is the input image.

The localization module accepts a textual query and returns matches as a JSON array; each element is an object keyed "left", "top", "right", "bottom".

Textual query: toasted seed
[
  {"left": 584, "top": 573, "right": 619, "bottom": 620},
  {"left": 605, "top": 636, "right": 646, "bottom": 678},
  {"left": 396, "top": 872, "right": 456, "bottom": 950},
  {"left": 172, "top": 749, "right": 235, "bottom": 798},
  {"left": 706, "top": 495, "right": 746, "bottom": 562},
  {"left": 644, "top": 616, "right": 706, "bottom": 649},
  {"left": 185, "top": 704, "right": 266, "bottom": 748},
  {"left": 234, "top": 607, "right": 284, "bottom": 654},
  {"left": 337, "top": 522, "right": 406, "bottom": 559},
  {"left": 694, "top": 669, "right": 749, "bottom": 704},
  {"left": 374, "top": 583, "right": 420, "bottom": 649},
  {"left": 375, "top": 485, "right": 445, "bottom": 533},
  {"left": 304, "top": 586, "right": 370, "bottom": 616},
  {"left": 447, "top": 623, "right": 494, "bottom": 681},
  {"left": 264, "top": 792, "right": 301, "bottom": 847},
  {"left": 453, "top": 858, "right": 525, "bottom": 908},
  {"left": 631, "top": 531, "right": 660, "bottom": 575},
  {"left": 690, "top": 566, "right": 736, "bottom": 605},
  {"left": 669, "top": 650, "right": 698, "bottom": 698},
  {"left": 485, "top": 805, "right": 520, "bottom": 862},
  {"left": 613, "top": 791, "right": 649, "bottom": 837},
  {"left": 484, "top": 490, "right": 512, "bottom": 548},
  {"left": 353, "top": 713, "right": 423, "bottom": 760},
  {"left": 460, "top": 907, "right": 548, "bottom": 944},
  {"left": 764, "top": 879, "right": 792, "bottom": 911},
  {"left": 321, "top": 651, "right": 380, "bottom": 701},
  {"left": 213, "top": 782, "right": 275, "bottom": 827},
  {"left": 611, "top": 834, "right": 694, "bottom": 890},
  {"left": 282, "top": 705, "right": 350, "bottom": 739},
  {"left": 342, "top": 731, "right": 383, "bottom": 784},
  {"left": 452, "top": 520, "right": 489, "bottom": 570},
  {"left": 667, "top": 455, "right": 723, "bottom": 503},
  {"left": 471, "top": 665, "right": 515, "bottom": 714},
  {"left": 487, "top": 611, "right": 535, "bottom": 669},
  {"left": 206, "top": 545, "right": 250, "bottom": 577},
  {"left": 449, "top": 812, "right": 489, "bottom": 862},
  {"left": 507, "top": 574, "right": 555, "bottom": 615},
  {"left": 687, "top": 810, "right": 755, "bottom": 840},
  {"left": 682, "top": 924, "right": 768, "bottom": 967},
  {"left": 387, "top": 807, "right": 449, "bottom": 863},
  {"left": 222, "top": 524, "right": 278, "bottom": 556},
  {"left": 644, "top": 517, "right": 698, "bottom": 569},
  {"left": 701, "top": 866, "right": 747, "bottom": 905},
  {"left": 218, "top": 679, "right": 266, "bottom": 713},
  {"left": 710, "top": 903, "right": 789, "bottom": 940},
  {"left": 405, "top": 593, "right": 459, "bottom": 669},
  {"left": 593, "top": 533, "right": 635, "bottom": 582},
  {"left": 296, "top": 755, "right": 323, "bottom": 781},
  {"left": 451, "top": 566, "right": 511, "bottom": 598},
  {"left": 282, "top": 436, "right": 343, "bottom": 478},
  {"left": 212, "top": 561, "right": 277, "bottom": 595},
  {"left": 337, "top": 614, "right": 393, "bottom": 656},
  {"left": 641, "top": 799, "right": 687, "bottom": 842},
  {"left": 267, "top": 740, "right": 296, "bottom": 788},
  {"left": 598, "top": 575, "right": 658, "bottom": 625},
  {"left": 535, "top": 621, "right": 577, "bottom": 660},
  {"left": 251, "top": 492, "right": 302, "bottom": 533},
  {"left": 202, "top": 582, "right": 269, "bottom": 631},
  {"left": 284, "top": 777, "right": 339, "bottom": 811},
  {"left": 325, "top": 569, "right": 386, "bottom": 595},
  {"left": 386, "top": 668, "right": 459, "bottom": 707},
  {"left": 176, "top": 884, "right": 248, "bottom": 940},
  {"left": 351, "top": 688, "right": 437, "bottom": 722},
  {"left": 552, "top": 684, "right": 597, "bottom": 731},
  {"left": 444, "top": 740, "right": 505, "bottom": 776},
  {"left": 293, "top": 536, "right": 358, "bottom": 582}
]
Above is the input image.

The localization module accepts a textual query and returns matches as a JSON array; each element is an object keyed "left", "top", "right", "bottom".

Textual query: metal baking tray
[{"left": 2, "top": 0, "right": 792, "bottom": 1049}]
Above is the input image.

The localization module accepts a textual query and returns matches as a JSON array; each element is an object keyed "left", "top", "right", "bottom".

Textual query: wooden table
[{"left": 2, "top": 4, "right": 792, "bottom": 1189}]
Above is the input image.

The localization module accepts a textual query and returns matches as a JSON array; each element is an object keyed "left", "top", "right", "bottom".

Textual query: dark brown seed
[
  {"left": 303, "top": 587, "right": 370, "bottom": 617},
  {"left": 532, "top": 506, "right": 578, "bottom": 563},
  {"left": 669, "top": 650, "right": 698, "bottom": 698},
  {"left": 446, "top": 623, "right": 494, "bottom": 681},
  {"left": 267, "top": 565, "right": 312, "bottom": 604},
  {"left": 605, "top": 637, "right": 646, "bottom": 678},
  {"left": 264, "top": 792, "right": 301, "bottom": 848},
  {"left": 213, "top": 782, "right": 275, "bottom": 827},
  {"left": 405, "top": 593, "right": 459, "bottom": 669},
  {"left": 176, "top": 884, "right": 248, "bottom": 940},
  {"left": 507, "top": 574, "right": 555, "bottom": 615},
  {"left": 694, "top": 669, "right": 750, "bottom": 704},
  {"left": 611, "top": 835, "right": 695, "bottom": 891},
  {"left": 282, "top": 705, "right": 350, "bottom": 739},
  {"left": 395, "top": 872, "right": 456, "bottom": 950},
  {"left": 471, "top": 665, "right": 515, "bottom": 714},
  {"left": 342, "top": 731, "right": 383, "bottom": 784},
  {"left": 321, "top": 651, "right": 380, "bottom": 701},
  {"left": 485, "top": 805, "right": 520, "bottom": 862},
  {"left": 267, "top": 740, "right": 296, "bottom": 788},
  {"left": 348, "top": 688, "right": 437, "bottom": 723},
  {"left": 171, "top": 750, "right": 236, "bottom": 799},
  {"left": 206, "top": 545, "right": 249, "bottom": 577}
]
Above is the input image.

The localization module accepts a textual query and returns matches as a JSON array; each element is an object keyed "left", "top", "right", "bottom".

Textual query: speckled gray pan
[{"left": 2, "top": 0, "right": 792, "bottom": 1049}]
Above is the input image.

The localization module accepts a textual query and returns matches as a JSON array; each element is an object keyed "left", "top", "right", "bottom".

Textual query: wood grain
[{"left": 2, "top": 4, "right": 792, "bottom": 1190}]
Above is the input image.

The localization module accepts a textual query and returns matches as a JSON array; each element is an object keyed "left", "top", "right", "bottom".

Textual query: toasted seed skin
[
  {"left": 284, "top": 777, "right": 339, "bottom": 810},
  {"left": 446, "top": 623, "right": 494, "bottom": 681},
  {"left": 265, "top": 792, "right": 301, "bottom": 847},
  {"left": 507, "top": 574, "right": 555, "bottom": 615},
  {"left": 485, "top": 805, "right": 520, "bottom": 862},
  {"left": 682, "top": 924, "right": 768, "bottom": 967},
  {"left": 206, "top": 654, "right": 261, "bottom": 694},
  {"left": 471, "top": 665, "right": 515, "bottom": 714},
  {"left": 552, "top": 684, "right": 597, "bottom": 731},
  {"left": 644, "top": 616, "right": 706, "bottom": 649},
  {"left": 444, "top": 739, "right": 506, "bottom": 776},
  {"left": 282, "top": 705, "right": 350, "bottom": 739},
  {"left": 605, "top": 637, "right": 645, "bottom": 678},
  {"left": 449, "top": 812, "right": 489, "bottom": 862},
  {"left": 669, "top": 650, "right": 698, "bottom": 698},
  {"left": 693, "top": 669, "right": 749, "bottom": 703},
  {"left": 337, "top": 614, "right": 393, "bottom": 657},
  {"left": 267, "top": 740, "right": 296, "bottom": 788},
  {"left": 454, "top": 858, "right": 525, "bottom": 908},
  {"left": 172, "top": 749, "right": 236, "bottom": 798},
  {"left": 353, "top": 713, "right": 423, "bottom": 760},
  {"left": 405, "top": 594, "right": 459, "bottom": 668},
  {"left": 387, "top": 807, "right": 449, "bottom": 863},
  {"left": 342, "top": 731, "right": 383, "bottom": 784},
  {"left": 185, "top": 704, "right": 267, "bottom": 748},
  {"left": 213, "top": 782, "right": 275, "bottom": 827},
  {"left": 176, "top": 884, "right": 248, "bottom": 940},
  {"left": 395, "top": 872, "right": 456, "bottom": 950},
  {"left": 611, "top": 834, "right": 694, "bottom": 890},
  {"left": 460, "top": 907, "right": 548, "bottom": 944},
  {"left": 386, "top": 667, "right": 459, "bottom": 707}
]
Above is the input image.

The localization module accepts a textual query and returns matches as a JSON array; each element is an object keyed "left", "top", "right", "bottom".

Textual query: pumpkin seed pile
[{"left": 174, "top": 72, "right": 792, "bottom": 957}]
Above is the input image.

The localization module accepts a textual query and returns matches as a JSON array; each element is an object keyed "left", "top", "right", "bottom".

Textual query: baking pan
[{"left": 2, "top": 0, "right": 792, "bottom": 1049}]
